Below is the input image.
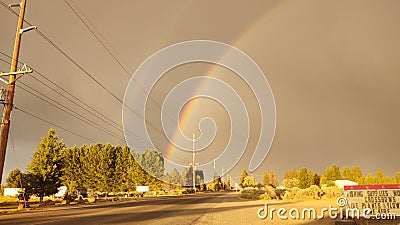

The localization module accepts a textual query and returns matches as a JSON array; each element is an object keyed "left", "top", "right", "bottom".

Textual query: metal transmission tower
[{"left": 0, "top": 0, "right": 35, "bottom": 183}]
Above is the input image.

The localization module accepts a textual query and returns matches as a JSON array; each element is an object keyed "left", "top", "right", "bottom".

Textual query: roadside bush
[
  {"left": 275, "top": 188, "right": 286, "bottom": 200},
  {"left": 321, "top": 186, "right": 343, "bottom": 199},
  {"left": 264, "top": 185, "right": 277, "bottom": 199},
  {"left": 241, "top": 188, "right": 264, "bottom": 200},
  {"left": 282, "top": 190, "right": 295, "bottom": 200},
  {"left": 259, "top": 193, "right": 272, "bottom": 200},
  {"left": 282, "top": 185, "right": 322, "bottom": 200},
  {"left": 303, "top": 185, "right": 322, "bottom": 200},
  {"left": 168, "top": 189, "right": 183, "bottom": 196},
  {"left": 156, "top": 190, "right": 167, "bottom": 196},
  {"left": 283, "top": 188, "right": 300, "bottom": 200}
]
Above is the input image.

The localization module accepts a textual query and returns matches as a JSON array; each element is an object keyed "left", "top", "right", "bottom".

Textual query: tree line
[
  {"left": 5, "top": 129, "right": 211, "bottom": 202},
  {"left": 5, "top": 129, "right": 400, "bottom": 202},
  {"left": 5, "top": 129, "right": 166, "bottom": 202},
  {"left": 239, "top": 165, "right": 400, "bottom": 189}
]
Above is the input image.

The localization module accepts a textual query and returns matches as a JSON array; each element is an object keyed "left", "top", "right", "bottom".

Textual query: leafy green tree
[
  {"left": 263, "top": 171, "right": 278, "bottom": 187},
  {"left": 351, "top": 166, "right": 364, "bottom": 184},
  {"left": 320, "top": 164, "right": 342, "bottom": 187},
  {"left": 374, "top": 169, "right": 393, "bottom": 184},
  {"left": 263, "top": 172, "right": 270, "bottom": 186},
  {"left": 167, "top": 168, "right": 182, "bottom": 185},
  {"left": 165, "top": 168, "right": 183, "bottom": 190},
  {"left": 6, "top": 168, "right": 23, "bottom": 188},
  {"left": 61, "top": 145, "right": 86, "bottom": 195},
  {"left": 179, "top": 166, "right": 203, "bottom": 187},
  {"left": 207, "top": 177, "right": 222, "bottom": 191},
  {"left": 364, "top": 173, "right": 376, "bottom": 184},
  {"left": 114, "top": 145, "right": 136, "bottom": 192},
  {"left": 97, "top": 143, "right": 117, "bottom": 192},
  {"left": 26, "top": 128, "right": 65, "bottom": 202},
  {"left": 395, "top": 172, "right": 400, "bottom": 184},
  {"left": 314, "top": 173, "right": 321, "bottom": 186},
  {"left": 341, "top": 166, "right": 355, "bottom": 181},
  {"left": 269, "top": 172, "right": 278, "bottom": 188},
  {"left": 284, "top": 168, "right": 297, "bottom": 179},
  {"left": 181, "top": 167, "right": 191, "bottom": 186},
  {"left": 242, "top": 176, "right": 257, "bottom": 188},
  {"left": 225, "top": 178, "right": 231, "bottom": 190},
  {"left": 298, "top": 167, "right": 314, "bottom": 189},
  {"left": 282, "top": 178, "right": 299, "bottom": 188},
  {"left": 135, "top": 150, "right": 164, "bottom": 179},
  {"left": 375, "top": 169, "right": 384, "bottom": 184},
  {"left": 239, "top": 170, "right": 248, "bottom": 187},
  {"left": 352, "top": 166, "right": 363, "bottom": 178},
  {"left": 131, "top": 148, "right": 146, "bottom": 190},
  {"left": 195, "top": 170, "right": 204, "bottom": 186}
]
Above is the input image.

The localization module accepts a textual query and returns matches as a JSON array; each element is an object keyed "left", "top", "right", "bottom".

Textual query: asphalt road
[{"left": 0, "top": 192, "right": 398, "bottom": 225}]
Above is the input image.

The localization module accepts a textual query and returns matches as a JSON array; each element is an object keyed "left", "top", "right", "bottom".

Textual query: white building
[
  {"left": 3, "top": 188, "right": 23, "bottom": 197},
  {"left": 334, "top": 180, "right": 358, "bottom": 189},
  {"left": 55, "top": 186, "right": 68, "bottom": 198}
]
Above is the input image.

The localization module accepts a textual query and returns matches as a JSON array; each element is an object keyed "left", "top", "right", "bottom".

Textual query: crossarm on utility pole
[{"left": 0, "top": 0, "right": 28, "bottom": 183}]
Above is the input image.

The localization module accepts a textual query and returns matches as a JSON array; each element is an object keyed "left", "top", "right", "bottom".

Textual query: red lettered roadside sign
[{"left": 344, "top": 184, "right": 400, "bottom": 216}]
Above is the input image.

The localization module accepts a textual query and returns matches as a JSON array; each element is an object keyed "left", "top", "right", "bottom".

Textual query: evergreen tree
[
  {"left": 314, "top": 173, "right": 321, "bottom": 186},
  {"left": 239, "top": 170, "right": 248, "bottom": 187},
  {"left": 375, "top": 169, "right": 392, "bottom": 184},
  {"left": 242, "top": 176, "right": 256, "bottom": 188},
  {"left": 298, "top": 167, "right": 314, "bottom": 189},
  {"left": 61, "top": 145, "right": 85, "bottom": 195},
  {"left": 195, "top": 170, "right": 204, "bottom": 186},
  {"left": 167, "top": 168, "right": 182, "bottom": 185},
  {"left": 282, "top": 178, "right": 299, "bottom": 188},
  {"left": 26, "top": 128, "right": 65, "bottom": 202},
  {"left": 364, "top": 173, "right": 376, "bottom": 184},
  {"left": 135, "top": 150, "right": 164, "bottom": 179},
  {"left": 6, "top": 168, "right": 23, "bottom": 188},
  {"left": 181, "top": 167, "right": 191, "bottom": 186},
  {"left": 352, "top": 166, "right": 364, "bottom": 184},
  {"left": 284, "top": 168, "right": 297, "bottom": 179},
  {"left": 395, "top": 172, "right": 400, "bottom": 184},
  {"left": 269, "top": 172, "right": 278, "bottom": 188},
  {"left": 114, "top": 145, "right": 136, "bottom": 192},
  {"left": 341, "top": 166, "right": 355, "bottom": 181},
  {"left": 263, "top": 172, "right": 270, "bottom": 186},
  {"left": 320, "top": 164, "right": 342, "bottom": 186}
]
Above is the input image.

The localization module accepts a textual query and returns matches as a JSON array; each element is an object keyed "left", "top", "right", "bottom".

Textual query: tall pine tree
[{"left": 27, "top": 128, "right": 65, "bottom": 202}]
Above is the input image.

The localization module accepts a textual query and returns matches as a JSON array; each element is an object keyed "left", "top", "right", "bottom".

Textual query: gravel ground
[{"left": 194, "top": 193, "right": 400, "bottom": 225}]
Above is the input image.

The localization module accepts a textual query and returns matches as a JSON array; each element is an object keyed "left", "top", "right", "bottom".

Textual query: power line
[
  {"left": 2, "top": 55, "right": 188, "bottom": 164},
  {"left": 17, "top": 82, "right": 126, "bottom": 143},
  {"left": 1, "top": 55, "right": 126, "bottom": 142},
  {"left": 0, "top": 52, "right": 151, "bottom": 147},
  {"left": 14, "top": 106, "right": 96, "bottom": 143},
  {"left": 34, "top": 27, "right": 169, "bottom": 138},
  {"left": 0, "top": 2, "right": 124, "bottom": 105},
  {"left": 0, "top": 1, "right": 177, "bottom": 151},
  {"left": 63, "top": 0, "right": 177, "bottom": 124},
  {"left": 64, "top": 0, "right": 133, "bottom": 77}
]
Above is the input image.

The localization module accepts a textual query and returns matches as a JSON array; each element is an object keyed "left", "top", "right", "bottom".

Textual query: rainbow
[{"left": 164, "top": 1, "right": 286, "bottom": 160}]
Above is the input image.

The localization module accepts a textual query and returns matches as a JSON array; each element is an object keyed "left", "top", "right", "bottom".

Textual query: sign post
[{"left": 344, "top": 184, "right": 400, "bottom": 218}]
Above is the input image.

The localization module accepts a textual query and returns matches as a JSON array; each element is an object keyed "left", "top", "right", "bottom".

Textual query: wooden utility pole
[
  {"left": 0, "top": 0, "right": 34, "bottom": 183},
  {"left": 192, "top": 134, "right": 195, "bottom": 192}
]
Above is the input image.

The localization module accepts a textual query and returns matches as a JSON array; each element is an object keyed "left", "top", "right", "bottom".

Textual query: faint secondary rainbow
[{"left": 164, "top": 2, "right": 286, "bottom": 160}]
